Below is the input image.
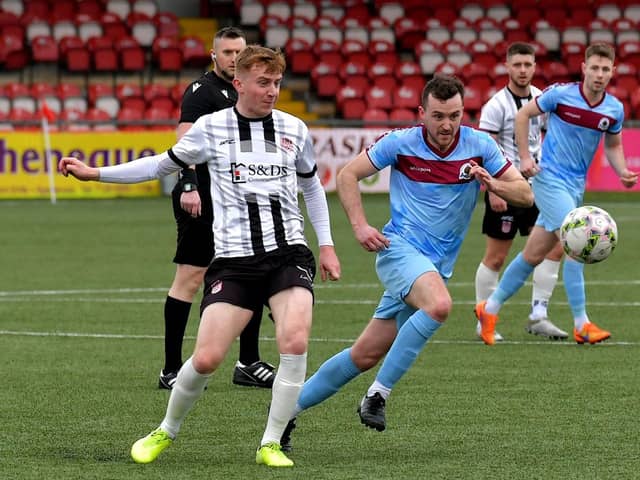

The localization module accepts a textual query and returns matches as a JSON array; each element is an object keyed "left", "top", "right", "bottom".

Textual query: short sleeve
[
  {"left": 478, "top": 96, "right": 503, "bottom": 133},
  {"left": 296, "top": 131, "right": 317, "bottom": 177},
  {"left": 170, "top": 115, "right": 208, "bottom": 165},
  {"left": 366, "top": 130, "right": 398, "bottom": 170}
]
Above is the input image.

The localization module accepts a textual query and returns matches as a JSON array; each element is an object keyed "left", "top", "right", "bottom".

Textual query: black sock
[
  {"left": 238, "top": 309, "right": 263, "bottom": 366},
  {"left": 163, "top": 296, "right": 192, "bottom": 373}
]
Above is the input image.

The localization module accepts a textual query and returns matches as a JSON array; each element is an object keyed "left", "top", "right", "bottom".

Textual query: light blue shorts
[
  {"left": 375, "top": 234, "right": 438, "bottom": 300},
  {"left": 373, "top": 290, "right": 417, "bottom": 328},
  {"left": 532, "top": 173, "right": 584, "bottom": 231}
]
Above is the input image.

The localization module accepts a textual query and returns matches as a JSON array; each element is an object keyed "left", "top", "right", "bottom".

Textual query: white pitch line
[
  {"left": 0, "top": 297, "right": 639, "bottom": 307},
  {"left": 0, "top": 296, "right": 633, "bottom": 308},
  {"left": 1, "top": 279, "right": 639, "bottom": 296},
  {"left": 0, "top": 330, "right": 637, "bottom": 346}
]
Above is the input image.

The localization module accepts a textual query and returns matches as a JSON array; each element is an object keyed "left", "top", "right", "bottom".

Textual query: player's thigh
[
  {"left": 532, "top": 177, "right": 581, "bottom": 231},
  {"left": 375, "top": 238, "right": 437, "bottom": 300},
  {"left": 522, "top": 226, "right": 561, "bottom": 264},
  {"left": 404, "top": 271, "right": 451, "bottom": 320},
  {"left": 269, "top": 286, "right": 313, "bottom": 353},
  {"left": 194, "top": 302, "right": 253, "bottom": 371}
]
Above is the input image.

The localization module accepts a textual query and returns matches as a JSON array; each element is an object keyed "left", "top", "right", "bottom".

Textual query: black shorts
[
  {"left": 481, "top": 191, "right": 540, "bottom": 240},
  {"left": 171, "top": 185, "right": 214, "bottom": 267},
  {"left": 200, "top": 245, "right": 316, "bottom": 316}
]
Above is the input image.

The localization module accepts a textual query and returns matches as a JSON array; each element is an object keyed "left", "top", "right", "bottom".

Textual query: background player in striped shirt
[
  {"left": 59, "top": 45, "right": 341, "bottom": 468},
  {"left": 475, "top": 42, "right": 567, "bottom": 341},
  {"left": 476, "top": 43, "right": 638, "bottom": 346}
]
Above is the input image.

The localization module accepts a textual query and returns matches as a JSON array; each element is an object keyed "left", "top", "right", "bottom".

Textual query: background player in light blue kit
[
  {"left": 279, "top": 74, "right": 533, "bottom": 443},
  {"left": 475, "top": 43, "right": 638, "bottom": 346}
]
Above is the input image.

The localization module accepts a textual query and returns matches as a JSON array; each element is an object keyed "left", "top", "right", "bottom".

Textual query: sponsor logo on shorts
[
  {"left": 296, "top": 265, "right": 313, "bottom": 285},
  {"left": 210, "top": 280, "right": 223, "bottom": 295}
]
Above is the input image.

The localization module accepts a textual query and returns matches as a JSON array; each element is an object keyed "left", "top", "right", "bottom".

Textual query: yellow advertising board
[{"left": 0, "top": 130, "right": 175, "bottom": 199}]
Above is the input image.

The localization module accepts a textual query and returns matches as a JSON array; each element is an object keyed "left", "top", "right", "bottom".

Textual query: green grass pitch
[{"left": 1, "top": 191, "right": 639, "bottom": 479}]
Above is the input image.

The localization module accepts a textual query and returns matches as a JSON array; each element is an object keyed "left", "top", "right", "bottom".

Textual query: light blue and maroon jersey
[
  {"left": 366, "top": 125, "right": 510, "bottom": 277},
  {"left": 535, "top": 82, "right": 624, "bottom": 191}
]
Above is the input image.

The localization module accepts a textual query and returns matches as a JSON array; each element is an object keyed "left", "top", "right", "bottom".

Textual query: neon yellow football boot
[
  {"left": 256, "top": 442, "right": 294, "bottom": 467},
  {"left": 131, "top": 428, "right": 173, "bottom": 464}
]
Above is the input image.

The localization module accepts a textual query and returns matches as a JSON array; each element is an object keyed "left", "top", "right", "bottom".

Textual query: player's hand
[
  {"left": 619, "top": 169, "right": 639, "bottom": 188},
  {"left": 488, "top": 191, "right": 508, "bottom": 212},
  {"left": 58, "top": 157, "right": 99, "bottom": 181},
  {"left": 520, "top": 156, "right": 539, "bottom": 178},
  {"left": 181, "top": 191, "right": 202, "bottom": 217},
  {"left": 353, "top": 223, "right": 390, "bottom": 252},
  {"left": 318, "top": 245, "right": 341, "bottom": 281}
]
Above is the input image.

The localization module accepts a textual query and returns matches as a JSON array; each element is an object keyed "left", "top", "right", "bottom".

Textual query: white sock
[
  {"left": 160, "top": 356, "right": 211, "bottom": 439},
  {"left": 367, "top": 379, "right": 391, "bottom": 400},
  {"left": 531, "top": 259, "right": 561, "bottom": 319},
  {"left": 574, "top": 315, "right": 590, "bottom": 330},
  {"left": 261, "top": 353, "right": 307, "bottom": 446},
  {"left": 475, "top": 262, "right": 499, "bottom": 303}
]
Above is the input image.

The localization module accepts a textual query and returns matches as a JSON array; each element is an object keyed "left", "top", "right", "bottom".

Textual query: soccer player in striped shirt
[{"left": 60, "top": 45, "right": 341, "bottom": 468}]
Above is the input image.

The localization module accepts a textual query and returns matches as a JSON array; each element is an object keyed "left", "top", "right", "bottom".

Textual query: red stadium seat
[
  {"left": 614, "top": 63, "right": 639, "bottom": 94},
  {"left": 362, "top": 107, "right": 389, "bottom": 126},
  {"left": 393, "top": 84, "right": 421, "bottom": 110},
  {"left": 389, "top": 107, "right": 418, "bottom": 125},
  {"left": 365, "top": 85, "right": 393, "bottom": 110},
  {"left": 100, "top": 11, "right": 129, "bottom": 42},
  {"left": 285, "top": 37, "right": 315, "bottom": 75},
  {"left": 115, "top": 36, "right": 146, "bottom": 72},
  {"left": 311, "top": 61, "right": 341, "bottom": 98},
  {"left": 180, "top": 35, "right": 211, "bottom": 68},
  {"left": 153, "top": 11, "right": 180, "bottom": 37},
  {"left": 152, "top": 35, "right": 183, "bottom": 73},
  {"left": 31, "top": 35, "right": 59, "bottom": 63}
]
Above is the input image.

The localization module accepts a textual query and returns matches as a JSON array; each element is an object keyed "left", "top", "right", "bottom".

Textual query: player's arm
[
  {"left": 59, "top": 151, "right": 182, "bottom": 183},
  {"left": 175, "top": 121, "right": 201, "bottom": 217},
  {"left": 336, "top": 150, "right": 390, "bottom": 252},
  {"left": 603, "top": 132, "right": 639, "bottom": 188},
  {"left": 472, "top": 163, "right": 533, "bottom": 208},
  {"left": 514, "top": 100, "right": 544, "bottom": 178},
  {"left": 298, "top": 172, "right": 341, "bottom": 282}
]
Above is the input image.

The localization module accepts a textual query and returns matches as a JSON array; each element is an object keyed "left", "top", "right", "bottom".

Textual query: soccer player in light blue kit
[
  {"left": 475, "top": 43, "right": 639, "bottom": 346},
  {"left": 278, "top": 74, "right": 533, "bottom": 443}
]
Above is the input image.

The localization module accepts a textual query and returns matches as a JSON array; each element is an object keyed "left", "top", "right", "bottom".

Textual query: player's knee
[
  {"left": 278, "top": 333, "right": 309, "bottom": 355},
  {"left": 485, "top": 253, "right": 507, "bottom": 270},
  {"left": 426, "top": 297, "right": 452, "bottom": 322},
  {"left": 192, "top": 349, "right": 224, "bottom": 374}
]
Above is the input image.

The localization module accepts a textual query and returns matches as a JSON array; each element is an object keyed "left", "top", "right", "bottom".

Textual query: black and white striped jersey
[
  {"left": 478, "top": 85, "right": 544, "bottom": 168},
  {"left": 168, "top": 106, "right": 318, "bottom": 258}
]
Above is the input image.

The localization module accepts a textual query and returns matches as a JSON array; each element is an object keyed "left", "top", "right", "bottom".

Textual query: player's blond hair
[{"left": 235, "top": 45, "right": 286, "bottom": 76}]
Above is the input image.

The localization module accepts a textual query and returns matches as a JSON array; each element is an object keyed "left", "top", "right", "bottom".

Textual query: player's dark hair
[
  {"left": 585, "top": 42, "right": 615, "bottom": 62},
  {"left": 421, "top": 74, "right": 464, "bottom": 106},
  {"left": 507, "top": 42, "right": 535, "bottom": 59},
  {"left": 236, "top": 44, "right": 286, "bottom": 75},
  {"left": 215, "top": 26, "right": 246, "bottom": 41}
]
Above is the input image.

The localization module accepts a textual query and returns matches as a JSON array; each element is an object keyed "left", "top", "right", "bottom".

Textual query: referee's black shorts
[
  {"left": 171, "top": 186, "right": 214, "bottom": 268},
  {"left": 200, "top": 245, "right": 317, "bottom": 316},
  {"left": 481, "top": 191, "right": 540, "bottom": 240}
]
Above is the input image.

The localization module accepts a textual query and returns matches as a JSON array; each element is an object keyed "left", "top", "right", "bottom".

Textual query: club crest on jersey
[
  {"left": 280, "top": 136, "right": 295, "bottom": 152},
  {"left": 597, "top": 117, "right": 610, "bottom": 131},
  {"left": 458, "top": 162, "right": 473, "bottom": 180},
  {"left": 210, "top": 280, "right": 223, "bottom": 295}
]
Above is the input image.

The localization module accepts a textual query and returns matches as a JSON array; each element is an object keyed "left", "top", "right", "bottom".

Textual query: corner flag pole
[{"left": 40, "top": 101, "right": 57, "bottom": 205}]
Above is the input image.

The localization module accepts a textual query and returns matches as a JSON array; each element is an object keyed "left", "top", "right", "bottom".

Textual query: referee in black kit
[{"left": 159, "top": 26, "right": 275, "bottom": 390}]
